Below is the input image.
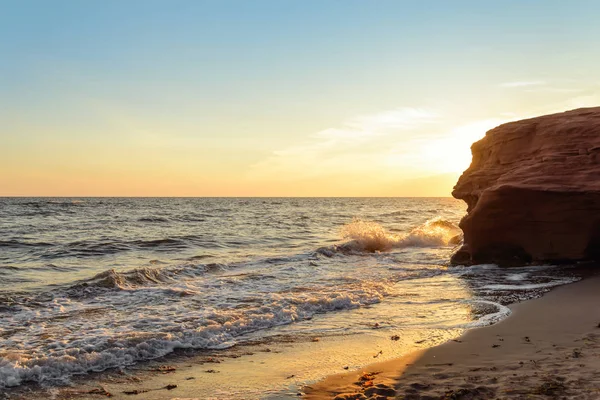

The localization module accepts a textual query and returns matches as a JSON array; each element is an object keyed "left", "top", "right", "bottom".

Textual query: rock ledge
[{"left": 451, "top": 107, "right": 600, "bottom": 266}]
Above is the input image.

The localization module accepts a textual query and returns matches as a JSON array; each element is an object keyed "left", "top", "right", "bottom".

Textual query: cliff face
[{"left": 451, "top": 107, "right": 600, "bottom": 266}]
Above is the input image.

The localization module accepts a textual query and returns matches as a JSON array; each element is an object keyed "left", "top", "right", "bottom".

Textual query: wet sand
[
  {"left": 305, "top": 274, "right": 600, "bottom": 399},
  {"left": 5, "top": 324, "right": 462, "bottom": 399}
]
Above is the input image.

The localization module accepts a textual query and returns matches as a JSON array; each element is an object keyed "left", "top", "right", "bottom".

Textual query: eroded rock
[{"left": 451, "top": 107, "right": 600, "bottom": 266}]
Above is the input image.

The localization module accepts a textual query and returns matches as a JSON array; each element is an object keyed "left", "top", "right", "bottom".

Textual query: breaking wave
[
  {"left": 336, "top": 218, "right": 462, "bottom": 253},
  {"left": 65, "top": 264, "right": 227, "bottom": 296},
  {"left": 0, "top": 280, "right": 391, "bottom": 388}
]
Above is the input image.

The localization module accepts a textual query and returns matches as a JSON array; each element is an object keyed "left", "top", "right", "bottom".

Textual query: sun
[{"left": 421, "top": 119, "right": 505, "bottom": 173}]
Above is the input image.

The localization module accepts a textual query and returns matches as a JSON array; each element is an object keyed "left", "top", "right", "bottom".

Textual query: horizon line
[{"left": 0, "top": 195, "right": 456, "bottom": 199}]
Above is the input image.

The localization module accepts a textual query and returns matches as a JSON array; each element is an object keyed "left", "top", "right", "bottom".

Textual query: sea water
[{"left": 0, "top": 198, "right": 581, "bottom": 390}]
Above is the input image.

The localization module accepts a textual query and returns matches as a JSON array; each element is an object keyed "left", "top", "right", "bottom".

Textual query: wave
[
  {"left": 64, "top": 263, "right": 228, "bottom": 297},
  {"left": 24, "top": 236, "right": 211, "bottom": 259},
  {"left": 73, "top": 268, "right": 174, "bottom": 290},
  {"left": 462, "top": 299, "right": 512, "bottom": 328},
  {"left": 172, "top": 213, "right": 211, "bottom": 222},
  {"left": 480, "top": 277, "right": 579, "bottom": 291},
  {"left": 138, "top": 216, "right": 170, "bottom": 223},
  {"left": 326, "top": 217, "right": 462, "bottom": 253},
  {"left": 132, "top": 238, "right": 187, "bottom": 249},
  {"left": 0, "top": 240, "right": 54, "bottom": 248},
  {"left": 0, "top": 281, "right": 390, "bottom": 388}
]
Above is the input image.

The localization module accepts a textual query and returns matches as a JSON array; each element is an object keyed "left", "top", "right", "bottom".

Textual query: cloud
[
  {"left": 243, "top": 107, "right": 537, "bottom": 195},
  {"left": 524, "top": 87, "right": 585, "bottom": 94},
  {"left": 246, "top": 108, "right": 439, "bottom": 182},
  {"left": 344, "top": 108, "right": 438, "bottom": 131},
  {"left": 499, "top": 80, "right": 547, "bottom": 88}
]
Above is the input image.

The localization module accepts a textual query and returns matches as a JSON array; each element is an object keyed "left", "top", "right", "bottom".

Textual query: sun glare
[{"left": 421, "top": 119, "right": 505, "bottom": 173}]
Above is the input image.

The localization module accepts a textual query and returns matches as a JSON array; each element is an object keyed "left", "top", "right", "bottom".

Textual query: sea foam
[
  {"left": 339, "top": 217, "right": 462, "bottom": 252},
  {"left": 0, "top": 279, "right": 392, "bottom": 388}
]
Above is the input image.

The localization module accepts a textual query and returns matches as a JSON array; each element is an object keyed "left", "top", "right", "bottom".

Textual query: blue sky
[{"left": 2, "top": 0, "right": 599, "bottom": 196}]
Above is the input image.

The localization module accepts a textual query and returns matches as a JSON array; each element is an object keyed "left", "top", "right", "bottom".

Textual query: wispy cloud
[
  {"left": 499, "top": 80, "right": 547, "bottom": 88},
  {"left": 312, "top": 108, "right": 437, "bottom": 140},
  {"left": 243, "top": 106, "right": 548, "bottom": 195},
  {"left": 246, "top": 107, "right": 439, "bottom": 182},
  {"left": 524, "top": 87, "right": 586, "bottom": 94}
]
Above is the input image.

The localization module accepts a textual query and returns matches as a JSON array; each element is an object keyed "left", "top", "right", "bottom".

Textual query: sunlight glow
[{"left": 419, "top": 119, "right": 507, "bottom": 173}]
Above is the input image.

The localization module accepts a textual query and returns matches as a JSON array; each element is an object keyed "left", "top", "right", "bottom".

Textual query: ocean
[{"left": 0, "top": 197, "right": 582, "bottom": 394}]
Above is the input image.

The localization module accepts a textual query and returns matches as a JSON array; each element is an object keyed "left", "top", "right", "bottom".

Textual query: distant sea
[{"left": 0, "top": 198, "right": 581, "bottom": 389}]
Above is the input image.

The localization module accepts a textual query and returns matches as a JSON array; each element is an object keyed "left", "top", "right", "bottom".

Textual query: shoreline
[
  {"left": 304, "top": 272, "right": 600, "bottom": 399},
  {"left": 3, "top": 268, "right": 596, "bottom": 399},
  {"left": 5, "top": 321, "right": 464, "bottom": 399}
]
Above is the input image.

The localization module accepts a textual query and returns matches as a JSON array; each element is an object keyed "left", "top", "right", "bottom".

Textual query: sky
[{"left": 1, "top": 0, "right": 599, "bottom": 196}]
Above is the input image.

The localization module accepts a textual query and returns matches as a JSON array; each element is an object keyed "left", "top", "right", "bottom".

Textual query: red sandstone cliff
[{"left": 451, "top": 107, "right": 600, "bottom": 266}]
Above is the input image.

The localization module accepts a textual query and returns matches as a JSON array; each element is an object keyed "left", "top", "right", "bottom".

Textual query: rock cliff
[{"left": 451, "top": 107, "right": 600, "bottom": 266}]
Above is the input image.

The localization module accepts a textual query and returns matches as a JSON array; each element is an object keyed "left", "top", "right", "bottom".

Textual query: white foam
[
  {"left": 0, "top": 280, "right": 392, "bottom": 388},
  {"left": 339, "top": 217, "right": 461, "bottom": 252},
  {"left": 506, "top": 272, "right": 529, "bottom": 281},
  {"left": 461, "top": 299, "right": 512, "bottom": 328},
  {"left": 481, "top": 277, "right": 579, "bottom": 291}
]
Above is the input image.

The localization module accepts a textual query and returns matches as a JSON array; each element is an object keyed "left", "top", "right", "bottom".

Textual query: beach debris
[
  {"left": 358, "top": 372, "right": 373, "bottom": 382},
  {"left": 356, "top": 371, "right": 380, "bottom": 389},
  {"left": 185, "top": 377, "right": 195, "bottom": 380},
  {"left": 364, "top": 383, "right": 396, "bottom": 397},
  {"left": 390, "top": 335, "right": 400, "bottom": 341},
  {"left": 492, "top": 344, "right": 501, "bottom": 348},
  {"left": 343, "top": 366, "right": 349, "bottom": 370},
  {"left": 534, "top": 378, "right": 567, "bottom": 396},
  {"left": 286, "top": 374, "right": 295, "bottom": 379},
  {"left": 123, "top": 389, "right": 148, "bottom": 395},
  {"left": 122, "top": 384, "right": 177, "bottom": 396},
  {"left": 333, "top": 393, "right": 367, "bottom": 400},
  {"left": 409, "top": 382, "right": 430, "bottom": 390},
  {"left": 442, "top": 386, "right": 496, "bottom": 399},
  {"left": 151, "top": 365, "right": 176, "bottom": 373},
  {"left": 523, "top": 336, "right": 531, "bottom": 343},
  {"left": 372, "top": 323, "right": 381, "bottom": 329},
  {"left": 312, "top": 337, "right": 320, "bottom": 342},
  {"left": 451, "top": 339, "right": 462, "bottom": 343},
  {"left": 572, "top": 349, "right": 583, "bottom": 358},
  {"left": 373, "top": 350, "right": 383, "bottom": 358},
  {"left": 414, "top": 339, "right": 426, "bottom": 344},
  {"left": 87, "top": 386, "right": 113, "bottom": 397},
  {"left": 204, "top": 369, "right": 219, "bottom": 373}
]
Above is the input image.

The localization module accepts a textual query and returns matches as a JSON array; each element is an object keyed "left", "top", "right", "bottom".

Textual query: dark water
[{"left": 0, "top": 198, "right": 582, "bottom": 388}]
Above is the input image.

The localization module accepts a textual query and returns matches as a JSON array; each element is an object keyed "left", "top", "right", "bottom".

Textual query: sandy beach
[{"left": 305, "top": 273, "right": 600, "bottom": 400}]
